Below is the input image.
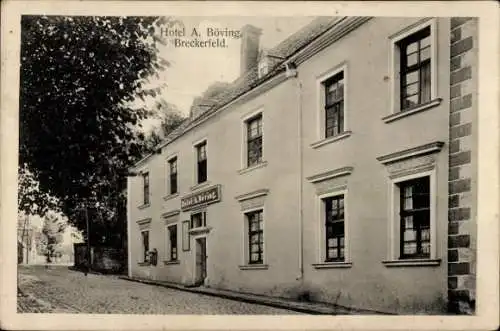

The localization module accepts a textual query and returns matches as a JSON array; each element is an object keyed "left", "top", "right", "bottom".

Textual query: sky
[{"left": 137, "top": 16, "right": 316, "bottom": 129}]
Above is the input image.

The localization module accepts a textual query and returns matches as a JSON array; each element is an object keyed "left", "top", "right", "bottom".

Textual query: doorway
[{"left": 194, "top": 237, "right": 207, "bottom": 286}]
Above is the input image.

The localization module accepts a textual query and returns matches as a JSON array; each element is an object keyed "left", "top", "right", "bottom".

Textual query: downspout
[
  {"left": 288, "top": 62, "right": 304, "bottom": 282},
  {"left": 298, "top": 77, "right": 304, "bottom": 282}
]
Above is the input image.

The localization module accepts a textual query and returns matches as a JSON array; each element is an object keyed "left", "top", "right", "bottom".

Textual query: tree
[
  {"left": 40, "top": 211, "right": 67, "bottom": 263},
  {"left": 18, "top": 164, "right": 60, "bottom": 217},
  {"left": 19, "top": 15, "right": 174, "bottom": 246},
  {"left": 156, "top": 99, "right": 186, "bottom": 137}
]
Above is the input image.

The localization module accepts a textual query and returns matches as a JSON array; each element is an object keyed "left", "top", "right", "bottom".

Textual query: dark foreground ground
[{"left": 17, "top": 265, "right": 302, "bottom": 314}]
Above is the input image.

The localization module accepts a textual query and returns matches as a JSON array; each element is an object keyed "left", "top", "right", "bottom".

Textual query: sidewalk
[{"left": 120, "top": 276, "right": 390, "bottom": 315}]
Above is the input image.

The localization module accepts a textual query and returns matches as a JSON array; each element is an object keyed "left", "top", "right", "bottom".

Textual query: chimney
[{"left": 240, "top": 24, "right": 262, "bottom": 75}]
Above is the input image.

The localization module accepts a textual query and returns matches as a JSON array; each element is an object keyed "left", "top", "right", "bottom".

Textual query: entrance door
[{"left": 195, "top": 238, "right": 207, "bottom": 286}]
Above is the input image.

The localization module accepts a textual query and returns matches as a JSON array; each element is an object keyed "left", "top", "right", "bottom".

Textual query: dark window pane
[
  {"left": 191, "top": 213, "right": 204, "bottom": 228},
  {"left": 247, "top": 210, "right": 264, "bottom": 264},
  {"left": 198, "top": 159, "right": 207, "bottom": 183},
  {"left": 169, "top": 226, "right": 177, "bottom": 261},
  {"left": 324, "top": 71, "right": 345, "bottom": 138},
  {"left": 399, "top": 176, "right": 431, "bottom": 258},
  {"left": 142, "top": 231, "right": 149, "bottom": 261},
  {"left": 143, "top": 173, "right": 150, "bottom": 205},
  {"left": 324, "top": 195, "right": 345, "bottom": 262}
]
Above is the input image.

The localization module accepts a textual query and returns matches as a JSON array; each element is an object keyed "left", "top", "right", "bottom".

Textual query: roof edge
[{"left": 129, "top": 16, "right": 372, "bottom": 169}]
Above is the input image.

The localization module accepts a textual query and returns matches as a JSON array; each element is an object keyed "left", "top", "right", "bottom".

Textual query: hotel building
[{"left": 127, "top": 17, "right": 478, "bottom": 314}]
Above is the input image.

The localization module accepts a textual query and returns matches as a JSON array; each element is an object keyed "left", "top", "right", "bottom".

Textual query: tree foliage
[
  {"left": 18, "top": 164, "right": 60, "bottom": 217},
  {"left": 40, "top": 211, "right": 67, "bottom": 262},
  {"left": 19, "top": 15, "right": 173, "bottom": 246}
]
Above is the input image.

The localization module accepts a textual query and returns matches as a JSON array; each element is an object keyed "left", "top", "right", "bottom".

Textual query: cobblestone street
[{"left": 17, "top": 266, "right": 302, "bottom": 314}]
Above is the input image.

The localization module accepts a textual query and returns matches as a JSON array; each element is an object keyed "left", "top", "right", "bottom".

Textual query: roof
[{"left": 131, "top": 17, "right": 341, "bottom": 170}]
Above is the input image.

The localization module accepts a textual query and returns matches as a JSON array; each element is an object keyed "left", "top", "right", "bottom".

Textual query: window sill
[
  {"left": 383, "top": 98, "right": 442, "bottom": 123},
  {"left": 238, "top": 161, "right": 268, "bottom": 175},
  {"left": 382, "top": 258, "right": 441, "bottom": 267},
  {"left": 137, "top": 261, "right": 150, "bottom": 266},
  {"left": 190, "top": 181, "right": 211, "bottom": 191},
  {"left": 163, "top": 260, "right": 180, "bottom": 265},
  {"left": 189, "top": 226, "right": 211, "bottom": 235},
  {"left": 138, "top": 203, "right": 150, "bottom": 210},
  {"left": 312, "top": 261, "right": 352, "bottom": 269},
  {"left": 310, "top": 131, "right": 352, "bottom": 149},
  {"left": 239, "top": 264, "right": 269, "bottom": 270},
  {"left": 163, "top": 193, "right": 179, "bottom": 201}
]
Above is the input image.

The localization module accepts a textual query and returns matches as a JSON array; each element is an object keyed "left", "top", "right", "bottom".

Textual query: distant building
[
  {"left": 17, "top": 227, "right": 36, "bottom": 264},
  {"left": 127, "top": 17, "right": 478, "bottom": 314}
]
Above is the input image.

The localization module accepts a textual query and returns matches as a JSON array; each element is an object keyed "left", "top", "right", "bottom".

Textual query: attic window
[{"left": 258, "top": 59, "right": 269, "bottom": 78}]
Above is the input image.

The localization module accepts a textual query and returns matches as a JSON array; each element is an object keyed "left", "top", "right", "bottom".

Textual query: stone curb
[
  {"left": 17, "top": 288, "right": 54, "bottom": 313},
  {"left": 119, "top": 276, "right": 389, "bottom": 315}
]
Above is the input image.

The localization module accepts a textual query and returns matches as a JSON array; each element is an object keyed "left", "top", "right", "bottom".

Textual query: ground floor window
[
  {"left": 167, "top": 225, "right": 178, "bottom": 261},
  {"left": 246, "top": 210, "right": 264, "bottom": 264},
  {"left": 323, "top": 194, "right": 345, "bottom": 262},
  {"left": 141, "top": 230, "right": 149, "bottom": 262},
  {"left": 398, "top": 176, "right": 431, "bottom": 258},
  {"left": 191, "top": 211, "right": 206, "bottom": 229}
]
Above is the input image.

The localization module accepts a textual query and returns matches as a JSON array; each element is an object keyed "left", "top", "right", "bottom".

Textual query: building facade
[{"left": 127, "top": 17, "right": 478, "bottom": 314}]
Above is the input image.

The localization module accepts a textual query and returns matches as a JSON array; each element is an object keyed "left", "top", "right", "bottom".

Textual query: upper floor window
[
  {"left": 397, "top": 27, "right": 431, "bottom": 111},
  {"left": 258, "top": 60, "right": 269, "bottom": 78},
  {"left": 142, "top": 172, "right": 150, "bottom": 205},
  {"left": 324, "top": 194, "right": 345, "bottom": 262},
  {"left": 196, "top": 142, "right": 207, "bottom": 184},
  {"left": 246, "top": 114, "right": 263, "bottom": 166},
  {"left": 398, "top": 176, "right": 431, "bottom": 259},
  {"left": 246, "top": 210, "right": 264, "bottom": 264},
  {"left": 168, "top": 157, "right": 178, "bottom": 195},
  {"left": 323, "top": 71, "right": 345, "bottom": 138}
]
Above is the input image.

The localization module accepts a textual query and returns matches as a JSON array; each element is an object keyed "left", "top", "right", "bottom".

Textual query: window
[
  {"left": 324, "top": 195, "right": 345, "bottom": 262},
  {"left": 142, "top": 172, "right": 150, "bottom": 205},
  {"left": 141, "top": 230, "right": 149, "bottom": 262},
  {"left": 323, "top": 71, "right": 344, "bottom": 138},
  {"left": 247, "top": 210, "right": 264, "bottom": 264},
  {"left": 196, "top": 142, "right": 207, "bottom": 184},
  {"left": 398, "top": 176, "right": 431, "bottom": 259},
  {"left": 397, "top": 26, "right": 432, "bottom": 111},
  {"left": 168, "top": 157, "right": 178, "bottom": 195},
  {"left": 246, "top": 115, "right": 263, "bottom": 166},
  {"left": 190, "top": 212, "right": 205, "bottom": 229},
  {"left": 258, "top": 60, "right": 269, "bottom": 78},
  {"left": 168, "top": 225, "right": 178, "bottom": 261}
]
